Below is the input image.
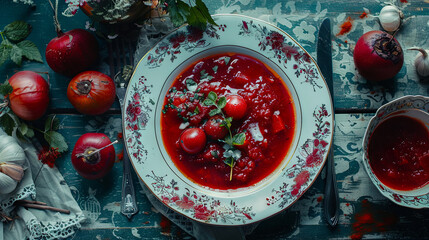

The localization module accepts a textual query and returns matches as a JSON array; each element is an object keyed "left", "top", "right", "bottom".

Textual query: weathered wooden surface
[{"left": 2, "top": 0, "right": 429, "bottom": 239}]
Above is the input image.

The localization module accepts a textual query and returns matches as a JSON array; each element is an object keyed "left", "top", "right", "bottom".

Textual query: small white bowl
[{"left": 362, "top": 95, "right": 429, "bottom": 208}]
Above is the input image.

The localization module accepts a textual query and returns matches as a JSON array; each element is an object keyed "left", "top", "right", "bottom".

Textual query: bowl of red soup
[
  {"left": 362, "top": 95, "right": 429, "bottom": 207},
  {"left": 123, "top": 14, "right": 334, "bottom": 225}
]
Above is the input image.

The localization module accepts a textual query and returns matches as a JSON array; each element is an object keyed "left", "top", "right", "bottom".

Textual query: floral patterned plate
[
  {"left": 362, "top": 95, "right": 429, "bottom": 208},
  {"left": 124, "top": 14, "right": 333, "bottom": 225}
]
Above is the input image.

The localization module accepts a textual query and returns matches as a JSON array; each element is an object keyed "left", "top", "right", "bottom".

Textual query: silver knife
[{"left": 317, "top": 18, "right": 339, "bottom": 227}]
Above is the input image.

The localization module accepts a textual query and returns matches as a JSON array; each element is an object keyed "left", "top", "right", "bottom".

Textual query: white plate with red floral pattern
[{"left": 124, "top": 14, "right": 333, "bottom": 225}]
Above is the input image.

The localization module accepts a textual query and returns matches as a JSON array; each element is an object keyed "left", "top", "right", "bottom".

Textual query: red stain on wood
[
  {"left": 160, "top": 215, "right": 172, "bottom": 234},
  {"left": 346, "top": 202, "right": 350, "bottom": 207},
  {"left": 359, "top": 12, "right": 368, "bottom": 19},
  {"left": 345, "top": 40, "right": 348, "bottom": 44},
  {"left": 337, "top": 17, "right": 353, "bottom": 36},
  {"left": 317, "top": 196, "right": 323, "bottom": 203},
  {"left": 400, "top": 0, "right": 408, "bottom": 3},
  {"left": 350, "top": 199, "right": 398, "bottom": 239}
]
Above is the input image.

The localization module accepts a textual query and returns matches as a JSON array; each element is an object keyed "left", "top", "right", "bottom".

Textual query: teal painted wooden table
[{"left": 2, "top": 0, "right": 429, "bottom": 239}]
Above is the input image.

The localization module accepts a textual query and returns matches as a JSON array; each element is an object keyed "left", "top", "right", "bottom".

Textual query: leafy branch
[
  {"left": 163, "top": 0, "right": 217, "bottom": 30},
  {"left": 203, "top": 91, "right": 245, "bottom": 180},
  {"left": 0, "top": 21, "right": 42, "bottom": 67}
]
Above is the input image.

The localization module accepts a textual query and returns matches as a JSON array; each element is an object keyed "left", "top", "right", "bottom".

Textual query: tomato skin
[
  {"left": 8, "top": 71, "right": 50, "bottom": 121},
  {"left": 224, "top": 95, "right": 247, "bottom": 120},
  {"left": 67, "top": 71, "right": 116, "bottom": 115},
  {"left": 180, "top": 128, "right": 207, "bottom": 154},
  {"left": 204, "top": 116, "right": 228, "bottom": 140},
  {"left": 71, "top": 133, "right": 115, "bottom": 180}
]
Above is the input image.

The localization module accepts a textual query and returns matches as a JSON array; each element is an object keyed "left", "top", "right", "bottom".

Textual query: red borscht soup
[
  {"left": 368, "top": 115, "right": 429, "bottom": 191},
  {"left": 161, "top": 53, "right": 296, "bottom": 190}
]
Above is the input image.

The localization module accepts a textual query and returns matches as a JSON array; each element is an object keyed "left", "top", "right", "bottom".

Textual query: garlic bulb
[
  {"left": 0, "top": 135, "right": 26, "bottom": 166},
  {"left": 409, "top": 48, "right": 429, "bottom": 77},
  {"left": 379, "top": 5, "right": 403, "bottom": 32},
  {"left": 0, "top": 163, "right": 24, "bottom": 182},
  {"left": 0, "top": 135, "right": 26, "bottom": 195},
  {"left": 0, "top": 172, "right": 17, "bottom": 195}
]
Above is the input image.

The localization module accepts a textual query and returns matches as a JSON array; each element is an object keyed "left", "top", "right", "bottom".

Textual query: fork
[{"left": 109, "top": 37, "right": 138, "bottom": 220}]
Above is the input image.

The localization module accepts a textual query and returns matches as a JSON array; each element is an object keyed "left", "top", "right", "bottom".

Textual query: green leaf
[
  {"left": 166, "top": 0, "right": 190, "bottom": 27},
  {"left": 3, "top": 21, "right": 31, "bottom": 42},
  {"left": 203, "top": 99, "right": 215, "bottom": 106},
  {"left": 209, "top": 108, "right": 221, "bottom": 116},
  {"left": 212, "top": 65, "right": 218, "bottom": 73},
  {"left": 221, "top": 117, "right": 232, "bottom": 128},
  {"left": 44, "top": 115, "right": 60, "bottom": 132},
  {"left": 44, "top": 131, "right": 68, "bottom": 153},
  {"left": 18, "top": 122, "right": 28, "bottom": 135},
  {"left": 186, "top": 78, "right": 198, "bottom": 92},
  {"left": 217, "top": 96, "right": 226, "bottom": 109},
  {"left": 224, "top": 157, "right": 235, "bottom": 168},
  {"left": 17, "top": 40, "right": 43, "bottom": 63},
  {"left": 195, "top": 0, "right": 217, "bottom": 26},
  {"left": 0, "top": 82, "right": 13, "bottom": 96},
  {"left": 0, "top": 112, "right": 16, "bottom": 135},
  {"left": 187, "top": 6, "right": 207, "bottom": 30},
  {"left": 25, "top": 128, "right": 34, "bottom": 138},
  {"left": 0, "top": 40, "right": 12, "bottom": 66},
  {"left": 232, "top": 132, "right": 246, "bottom": 146},
  {"left": 194, "top": 106, "right": 200, "bottom": 114},
  {"left": 10, "top": 44, "right": 22, "bottom": 66},
  {"left": 211, "top": 150, "right": 219, "bottom": 159},
  {"left": 224, "top": 135, "right": 233, "bottom": 146},
  {"left": 207, "top": 91, "right": 217, "bottom": 102}
]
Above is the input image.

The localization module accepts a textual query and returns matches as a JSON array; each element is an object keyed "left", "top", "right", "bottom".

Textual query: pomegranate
[
  {"left": 8, "top": 71, "right": 49, "bottom": 121},
  {"left": 45, "top": 1, "right": 99, "bottom": 77},
  {"left": 71, "top": 133, "right": 115, "bottom": 180},
  {"left": 46, "top": 29, "right": 99, "bottom": 77},
  {"left": 353, "top": 30, "right": 404, "bottom": 81}
]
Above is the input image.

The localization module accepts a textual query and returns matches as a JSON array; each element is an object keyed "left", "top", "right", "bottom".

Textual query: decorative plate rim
[
  {"left": 123, "top": 14, "right": 334, "bottom": 225},
  {"left": 362, "top": 95, "right": 429, "bottom": 209}
]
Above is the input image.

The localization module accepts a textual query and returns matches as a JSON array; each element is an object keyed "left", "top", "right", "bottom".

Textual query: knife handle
[{"left": 324, "top": 146, "right": 339, "bottom": 227}]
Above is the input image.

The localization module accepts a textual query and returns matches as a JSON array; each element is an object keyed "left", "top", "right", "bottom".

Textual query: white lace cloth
[
  {"left": 0, "top": 129, "right": 84, "bottom": 240},
  {"left": 134, "top": 18, "right": 259, "bottom": 239}
]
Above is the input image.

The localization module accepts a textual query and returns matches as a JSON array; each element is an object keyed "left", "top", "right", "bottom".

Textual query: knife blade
[{"left": 317, "top": 18, "right": 339, "bottom": 227}]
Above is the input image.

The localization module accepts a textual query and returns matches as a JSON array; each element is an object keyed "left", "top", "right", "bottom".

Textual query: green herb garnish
[{"left": 203, "top": 91, "right": 245, "bottom": 181}]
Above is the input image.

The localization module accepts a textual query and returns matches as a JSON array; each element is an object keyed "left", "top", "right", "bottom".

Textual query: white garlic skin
[
  {"left": 379, "top": 5, "right": 403, "bottom": 32},
  {"left": 0, "top": 172, "right": 18, "bottom": 195},
  {"left": 410, "top": 48, "right": 429, "bottom": 77}
]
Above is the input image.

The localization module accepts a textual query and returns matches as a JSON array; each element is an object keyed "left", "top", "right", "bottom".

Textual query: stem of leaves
[{"left": 203, "top": 91, "right": 245, "bottom": 181}]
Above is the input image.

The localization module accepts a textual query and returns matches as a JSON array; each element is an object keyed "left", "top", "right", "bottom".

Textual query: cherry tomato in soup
[
  {"left": 180, "top": 128, "right": 207, "bottom": 154},
  {"left": 204, "top": 116, "right": 228, "bottom": 140},
  {"left": 224, "top": 95, "right": 247, "bottom": 120}
]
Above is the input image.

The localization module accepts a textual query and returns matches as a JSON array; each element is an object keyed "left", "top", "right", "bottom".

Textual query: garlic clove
[
  {"left": 379, "top": 5, "right": 403, "bottom": 32},
  {"left": 409, "top": 48, "right": 429, "bottom": 77},
  {"left": 0, "top": 163, "right": 24, "bottom": 182},
  {"left": 0, "top": 172, "right": 18, "bottom": 195}
]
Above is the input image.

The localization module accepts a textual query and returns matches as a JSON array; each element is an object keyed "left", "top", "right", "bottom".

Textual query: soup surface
[
  {"left": 161, "top": 53, "right": 296, "bottom": 190},
  {"left": 368, "top": 115, "right": 429, "bottom": 191}
]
